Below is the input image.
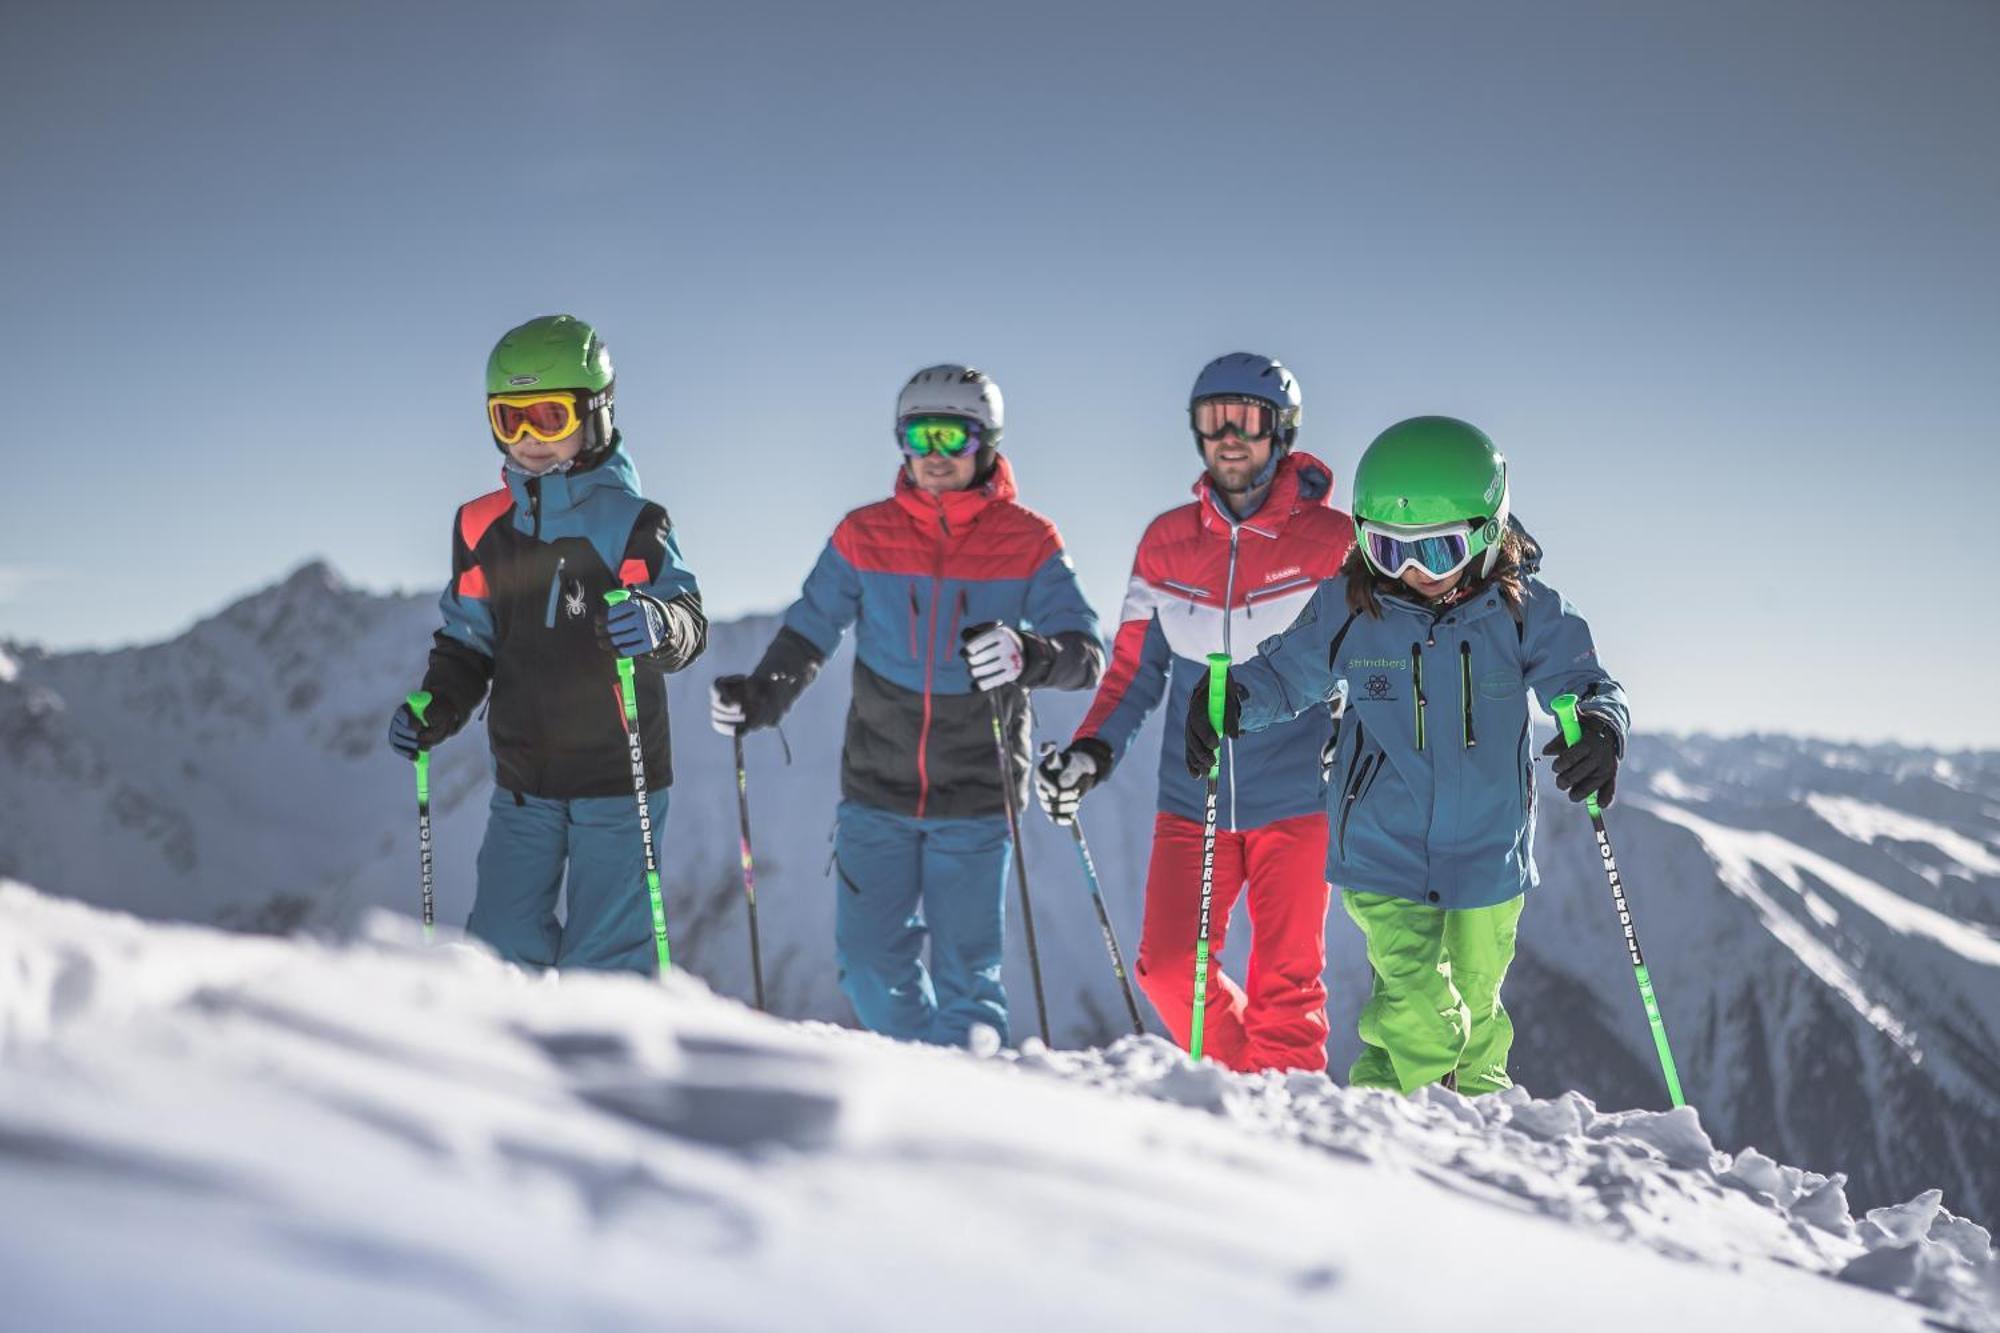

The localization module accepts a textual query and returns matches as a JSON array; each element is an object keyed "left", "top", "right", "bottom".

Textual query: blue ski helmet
[{"left": 1189, "top": 352, "right": 1302, "bottom": 455}]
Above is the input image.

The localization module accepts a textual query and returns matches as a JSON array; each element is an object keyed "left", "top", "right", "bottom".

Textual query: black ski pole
[
  {"left": 1040, "top": 744, "right": 1143, "bottom": 1036},
  {"left": 732, "top": 731, "right": 767, "bottom": 1011},
  {"left": 990, "top": 693, "right": 1050, "bottom": 1045}
]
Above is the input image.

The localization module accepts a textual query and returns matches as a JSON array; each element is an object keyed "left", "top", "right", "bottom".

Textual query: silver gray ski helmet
[
  {"left": 1189, "top": 352, "right": 1302, "bottom": 454},
  {"left": 895, "top": 364, "right": 1004, "bottom": 468}
]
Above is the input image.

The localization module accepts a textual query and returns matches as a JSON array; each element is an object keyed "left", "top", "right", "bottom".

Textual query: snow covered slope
[
  {"left": 3, "top": 881, "right": 1994, "bottom": 1332},
  {"left": 3, "top": 562, "right": 1997, "bottom": 1227}
]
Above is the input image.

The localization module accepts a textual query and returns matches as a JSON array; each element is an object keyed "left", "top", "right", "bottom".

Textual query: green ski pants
[{"left": 1341, "top": 890, "right": 1524, "bottom": 1095}]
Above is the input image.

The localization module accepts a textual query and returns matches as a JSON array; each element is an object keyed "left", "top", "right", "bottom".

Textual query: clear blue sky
[{"left": 5, "top": 1, "right": 1996, "bottom": 745}]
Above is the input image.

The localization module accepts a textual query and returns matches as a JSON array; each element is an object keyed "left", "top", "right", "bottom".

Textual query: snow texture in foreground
[{"left": 1, "top": 881, "right": 1994, "bottom": 1333}]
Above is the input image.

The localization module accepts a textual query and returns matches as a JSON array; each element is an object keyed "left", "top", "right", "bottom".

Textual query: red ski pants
[{"left": 1134, "top": 811, "right": 1332, "bottom": 1073}]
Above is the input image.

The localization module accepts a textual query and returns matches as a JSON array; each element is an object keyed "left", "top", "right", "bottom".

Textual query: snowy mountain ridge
[
  {"left": 2, "top": 559, "right": 1997, "bottom": 1227},
  {"left": 2, "top": 880, "right": 1995, "bottom": 1331}
]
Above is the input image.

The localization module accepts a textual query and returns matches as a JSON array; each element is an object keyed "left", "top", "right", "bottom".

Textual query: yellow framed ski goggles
[{"left": 488, "top": 392, "right": 582, "bottom": 445}]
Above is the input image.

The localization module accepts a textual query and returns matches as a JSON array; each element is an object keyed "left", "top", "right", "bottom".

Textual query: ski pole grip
[
  {"left": 1206, "top": 652, "right": 1231, "bottom": 734},
  {"left": 1550, "top": 693, "right": 1601, "bottom": 817},
  {"left": 406, "top": 690, "right": 432, "bottom": 727},
  {"left": 1551, "top": 693, "right": 1583, "bottom": 747},
  {"left": 603, "top": 589, "right": 631, "bottom": 609}
]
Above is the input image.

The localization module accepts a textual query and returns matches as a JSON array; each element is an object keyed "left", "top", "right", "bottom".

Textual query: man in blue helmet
[{"left": 1036, "top": 354, "right": 1354, "bottom": 1071}]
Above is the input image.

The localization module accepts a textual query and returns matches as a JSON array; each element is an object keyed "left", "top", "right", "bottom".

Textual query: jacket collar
[
  {"left": 503, "top": 437, "right": 639, "bottom": 516},
  {"left": 1193, "top": 450, "right": 1337, "bottom": 539},
  {"left": 891, "top": 452, "right": 1019, "bottom": 531}
]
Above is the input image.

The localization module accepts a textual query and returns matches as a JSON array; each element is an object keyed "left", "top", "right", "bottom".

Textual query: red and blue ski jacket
[
  {"left": 763, "top": 455, "right": 1102, "bottom": 820},
  {"left": 1075, "top": 451, "right": 1355, "bottom": 831}
]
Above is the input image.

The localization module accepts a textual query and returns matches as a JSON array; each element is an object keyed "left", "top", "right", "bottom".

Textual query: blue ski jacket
[{"left": 1232, "top": 569, "right": 1628, "bottom": 910}]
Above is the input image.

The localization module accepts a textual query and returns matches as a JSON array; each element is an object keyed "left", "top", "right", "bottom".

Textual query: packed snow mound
[{"left": 2, "top": 883, "right": 1992, "bottom": 1332}]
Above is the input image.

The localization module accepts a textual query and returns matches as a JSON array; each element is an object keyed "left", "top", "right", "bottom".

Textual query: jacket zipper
[
  {"left": 1222, "top": 525, "right": 1241, "bottom": 829},
  {"left": 908, "top": 585, "right": 920, "bottom": 657},
  {"left": 1339, "top": 757, "right": 1377, "bottom": 859},
  {"left": 1460, "top": 640, "right": 1476, "bottom": 749},
  {"left": 914, "top": 510, "right": 950, "bottom": 818},
  {"left": 1243, "top": 574, "right": 1314, "bottom": 618},
  {"left": 1411, "top": 641, "right": 1427, "bottom": 751},
  {"left": 543, "top": 556, "right": 566, "bottom": 629},
  {"left": 1519, "top": 716, "right": 1534, "bottom": 817}
]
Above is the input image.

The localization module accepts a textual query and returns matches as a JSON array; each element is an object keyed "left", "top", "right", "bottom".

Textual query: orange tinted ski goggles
[
  {"left": 488, "top": 393, "right": 581, "bottom": 444},
  {"left": 1192, "top": 396, "right": 1276, "bottom": 443}
]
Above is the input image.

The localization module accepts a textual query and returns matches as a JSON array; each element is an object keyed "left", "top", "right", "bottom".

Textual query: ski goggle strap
[
  {"left": 1361, "top": 520, "right": 1484, "bottom": 581},
  {"left": 1191, "top": 397, "right": 1276, "bottom": 443},
  {"left": 898, "top": 415, "right": 981, "bottom": 458},
  {"left": 489, "top": 392, "right": 582, "bottom": 444}
]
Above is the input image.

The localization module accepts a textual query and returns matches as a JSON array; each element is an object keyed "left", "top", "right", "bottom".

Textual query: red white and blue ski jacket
[
  {"left": 763, "top": 455, "right": 1102, "bottom": 820},
  {"left": 1075, "top": 451, "right": 1355, "bottom": 831}
]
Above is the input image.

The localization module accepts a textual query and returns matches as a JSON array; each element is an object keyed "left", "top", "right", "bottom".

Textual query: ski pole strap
[
  {"left": 603, "top": 591, "right": 640, "bottom": 722},
  {"left": 1550, "top": 693, "right": 1601, "bottom": 819},
  {"left": 1205, "top": 652, "right": 1230, "bottom": 780}
]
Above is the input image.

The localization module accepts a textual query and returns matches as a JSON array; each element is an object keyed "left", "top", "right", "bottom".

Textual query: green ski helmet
[
  {"left": 1351, "top": 416, "right": 1511, "bottom": 579},
  {"left": 485, "top": 314, "right": 616, "bottom": 462}
]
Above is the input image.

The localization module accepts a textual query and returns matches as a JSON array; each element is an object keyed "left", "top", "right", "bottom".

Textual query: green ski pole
[
  {"left": 1190, "top": 652, "right": 1229, "bottom": 1064},
  {"left": 604, "top": 590, "right": 672, "bottom": 977},
  {"left": 1551, "top": 693, "right": 1684, "bottom": 1108},
  {"left": 406, "top": 690, "right": 436, "bottom": 943}
]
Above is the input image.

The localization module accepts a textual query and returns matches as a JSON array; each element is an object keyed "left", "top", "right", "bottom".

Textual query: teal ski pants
[{"left": 467, "top": 786, "right": 670, "bottom": 975}]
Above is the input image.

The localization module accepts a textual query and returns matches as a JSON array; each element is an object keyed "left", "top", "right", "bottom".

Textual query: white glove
[
  {"left": 960, "top": 622, "right": 1026, "bottom": 691},
  {"left": 710, "top": 679, "right": 746, "bottom": 735},
  {"left": 1034, "top": 744, "right": 1101, "bottom": 826}
]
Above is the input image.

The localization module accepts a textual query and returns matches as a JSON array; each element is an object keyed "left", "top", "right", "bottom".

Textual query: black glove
[
  {"left": 387, "top": 694, "right": 463, "bottom": 760},
  {"left": 710, "top": 673, "right": 789, "bottom": 735},
  {"left": 1183, "top": 673, "right": 1246, "bottom": 778},
  {"left": 1035, "top": 738, "right": 1112, "bottom": 825},
  {"left": 1542, "top": 717, "right": 1620, "bottom": 808}
]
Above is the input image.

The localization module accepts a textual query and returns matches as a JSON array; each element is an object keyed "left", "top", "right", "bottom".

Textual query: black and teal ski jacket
[{"left": 421, "top": 439, "right": 705, "bottom": 800}]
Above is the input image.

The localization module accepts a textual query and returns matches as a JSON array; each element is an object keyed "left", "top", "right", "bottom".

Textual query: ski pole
[
  {"left": 1190, "top": 652, "right": 1229, "bottom": 1063},
  {"left": 406, "top": 690, "right": 436, "bottom": 943},
  {"left": 604, "top": 590, "right": 671, "bottom": 977},
  {"left": 1072, "top": 820, "right": 1146, "bottom": 1037},
  {"left": 733, "top": 731, "right": 767, "bottom": 1011},
  {"left": 1552, "top": 693, "right": 1684, "bottom": 1108},
  {"left": 1040, "top": 745, "right": 1145, "bottom": 1036},
  {"left": 990, "top": 693, "right": 1050, "bottom": 1045}
]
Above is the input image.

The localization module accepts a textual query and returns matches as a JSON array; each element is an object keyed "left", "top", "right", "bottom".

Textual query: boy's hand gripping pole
[
  {"left": 605, "top": 591, "right": 672, "bottom": 977},
  {"left": 1552, "top": 693, "right": 1684, "bottom": 1108}
]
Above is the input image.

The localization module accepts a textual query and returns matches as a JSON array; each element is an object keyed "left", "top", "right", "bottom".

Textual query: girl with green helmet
[{"left": 1185, "top": 416, "right": 1629, "bottom": 1093}]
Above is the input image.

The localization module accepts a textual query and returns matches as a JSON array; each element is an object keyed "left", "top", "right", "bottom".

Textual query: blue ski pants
[
  {"left": 833, "top": 800, "right": 1011, "bottom": 1047},
  {"left": 467, "top": 786, "right": 670, "bottom": 975}
]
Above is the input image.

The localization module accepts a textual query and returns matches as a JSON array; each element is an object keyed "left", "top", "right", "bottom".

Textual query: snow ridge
[{"left": 2, "top": 882, "right": 1994, "bottom": 1332}]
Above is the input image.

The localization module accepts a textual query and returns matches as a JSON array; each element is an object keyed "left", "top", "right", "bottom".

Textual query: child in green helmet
[
  {"left": 387, "top": 315, "right": 708, "bottom": 974},
  {"left": 1185, "top": 416, "right": 1628, "bottom": 1092}
]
